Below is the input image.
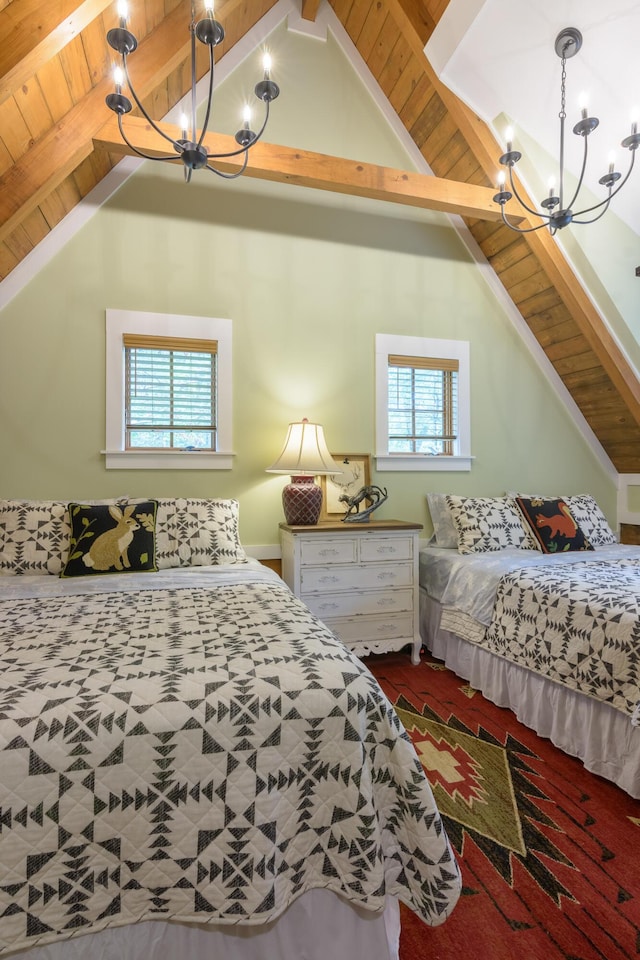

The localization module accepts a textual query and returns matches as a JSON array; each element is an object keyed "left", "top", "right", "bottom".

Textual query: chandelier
[
  {"left": 105, "top": 1, "right": 280, "bottom": 182},
  {"left": 492, "top": 27, "right": 639, "bottom": 235}
]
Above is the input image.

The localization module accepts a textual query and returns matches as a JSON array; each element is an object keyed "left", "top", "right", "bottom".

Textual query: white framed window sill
[
  {"left": 102, "top": 450, "right": 235, "bottom": 470},
  {"left": 375, "top": 454, "right": 474, "bottom": 472}
]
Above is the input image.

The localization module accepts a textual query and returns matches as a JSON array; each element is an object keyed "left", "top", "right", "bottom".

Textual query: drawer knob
[
  {"left": 377, "top": 623, "right": 395, "bottom": 633},
  {"left": 319, "top": 575, "right": 340, "bottom": 583},
  {"left": 319, "top": 548, "right": 339, "bottom": 557},
  {"left": 318, "top": 602, "right": 339, "bottom": 612},
  {"left": 376, "top": 545, "right": 396, "bottom": 554},
  {"left": 377, "top": 571, "right": 396, "bottom": 582},
  {"left": 377, "top": 598, "right": 395, "bottom": 608}
]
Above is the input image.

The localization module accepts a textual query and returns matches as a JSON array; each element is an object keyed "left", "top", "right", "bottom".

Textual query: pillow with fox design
[
  {"left": 516, "top": 497, "right": 593, "bottom": 554},
  {"left": 61, "top": 501, "right": 158, "bottom": 577}
]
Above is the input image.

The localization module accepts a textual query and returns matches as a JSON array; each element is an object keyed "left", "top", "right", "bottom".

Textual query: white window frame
[
  {"left": 104, "top": 309, "right": 233, "bottom": 470},
  {"left": 375, "top": 333, "right": 472, "bottom": 472}
]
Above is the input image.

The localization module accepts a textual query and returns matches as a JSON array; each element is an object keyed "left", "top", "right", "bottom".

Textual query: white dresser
[{"left": 279, "top": 520, "right": 423, "bottom": 664}]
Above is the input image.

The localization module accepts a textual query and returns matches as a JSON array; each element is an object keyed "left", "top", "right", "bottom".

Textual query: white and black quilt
[
  {"left": 0, "top": 567, "right": 460, "bottom": 956},
  {"left": 483, "top": 556, "right": 640, "bottom": 718}
]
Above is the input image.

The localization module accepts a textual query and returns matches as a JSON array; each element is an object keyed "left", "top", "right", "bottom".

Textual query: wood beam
[
  {"left": 301, "top": 0, "right": 322, "bottom": 20},
  {"left": 0, "top": 0, "right": 113, "bottom": 107},
  {"left": 93, "top": 114, "right": 509, "bottom": 221},
  {"left": 0, "top": 0, "right": 249, "bottom": 243}
]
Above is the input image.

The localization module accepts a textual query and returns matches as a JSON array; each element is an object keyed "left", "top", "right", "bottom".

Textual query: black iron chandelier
[
  {"left": 492, "top": 27, "right": 639, "bottom": 235},
  {"left": 105, "top": 1, "right": 280, "bottom": 182}
]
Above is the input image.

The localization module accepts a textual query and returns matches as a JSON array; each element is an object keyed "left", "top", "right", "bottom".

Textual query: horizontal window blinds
[
  {"left": 388, "top": 355, "right": 458, "bottom": 454},
  {"left": 124, "top": 334, "right": 217, "bottom": 450}
]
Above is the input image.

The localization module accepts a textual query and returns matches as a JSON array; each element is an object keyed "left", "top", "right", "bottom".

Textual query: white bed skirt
[
  {"left": 420, "top": 591, "right": 640, "bottom": 799},
  {"left": 7, "top": 890, "right": 401, "bottom": 960}
]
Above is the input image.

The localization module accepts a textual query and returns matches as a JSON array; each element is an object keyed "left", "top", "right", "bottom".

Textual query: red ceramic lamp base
[{"left": 282, "top": 475, "right": 322, "bottom": 525}]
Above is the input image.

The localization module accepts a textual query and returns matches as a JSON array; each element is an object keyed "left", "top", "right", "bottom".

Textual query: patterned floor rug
[{"left": 366, "top": 652, "right": 640, "bottom": 960}]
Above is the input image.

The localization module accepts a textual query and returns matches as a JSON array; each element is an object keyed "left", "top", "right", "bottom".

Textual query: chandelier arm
[
  {"left": 204, "top": 102, "right": 272, "bottom": 160},
  {"left": 572, "top": 150, "right": 636, "bottom": 219},
  {"left": 571, "top": 201, "right": 612, "bottom": 225},
  {"left": 507, "top": 165, "right": 546, "bottom": 218},
  {"left": 197, "top": 45, "right": 216, "bottom": 150},
  {"left": 116, "top": 114, "right": 178, "bottom": 161},
  {"left": 122, "top": 58, "right": 183, "bottom": 150},
  {"left": 499, "top": 205, "right": 552, "bottom": 234},
  {"left": 206, "top": 151, "right": 250, "bottom": 179}
]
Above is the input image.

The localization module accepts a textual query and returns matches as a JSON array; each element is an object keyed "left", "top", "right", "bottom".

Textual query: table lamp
[{"left": 266, "top": 419, "right": 343, "bottom": 525}]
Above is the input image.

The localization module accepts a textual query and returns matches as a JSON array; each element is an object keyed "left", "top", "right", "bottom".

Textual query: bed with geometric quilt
[
  {"left": 0, "top": 496, "right": 460, "bottom": 960},
  {"left": 419, "top": 493, "right": 640, "bottom": 800}
]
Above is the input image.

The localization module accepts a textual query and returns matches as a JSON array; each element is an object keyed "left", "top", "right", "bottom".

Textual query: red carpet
[{"left": 366, "top": 652, "right": 640, "bottom": 960}]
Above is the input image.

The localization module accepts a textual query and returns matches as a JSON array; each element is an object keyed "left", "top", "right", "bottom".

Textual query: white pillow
[
  {"left": 445, "top": 495, "right": 539, "bottom": 555},
  {"left": 426, "top": 493, "right": 459, "bottom": 549}
]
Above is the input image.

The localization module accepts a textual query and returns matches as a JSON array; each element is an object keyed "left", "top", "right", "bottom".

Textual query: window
[
  {"left": 375, "top": 334, "right": 471, "bottom": 472},
  {"left": 105, "top": 310, "right": 233, "bottom": 470},
  {"left": 124, "top": 335, "right": 218, "bottom": 451}
]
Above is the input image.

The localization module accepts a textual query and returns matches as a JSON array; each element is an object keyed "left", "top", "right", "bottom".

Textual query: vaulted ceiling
[{"left": 1, "top": 0, "right": 640, "bottom": 472}]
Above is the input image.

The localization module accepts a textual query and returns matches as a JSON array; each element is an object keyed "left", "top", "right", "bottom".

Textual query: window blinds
[
  {"left": 387, "top": 355, "right": 458, "bottom": 455},
  {"left": 123, "top": 334, "right": 218, "bottom": 450}
]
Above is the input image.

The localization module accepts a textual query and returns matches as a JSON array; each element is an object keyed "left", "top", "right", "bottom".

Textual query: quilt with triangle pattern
[
  {"left": 481, "top": 556, "right": 640, "bottom": 717},
  {"left": 0, "top": 568, "right": 460, "bottom": 956}
]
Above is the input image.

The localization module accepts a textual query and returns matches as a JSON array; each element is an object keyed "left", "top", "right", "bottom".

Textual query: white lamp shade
[{"left": 266, "top": 420, "right": 343, "bottom": 476}]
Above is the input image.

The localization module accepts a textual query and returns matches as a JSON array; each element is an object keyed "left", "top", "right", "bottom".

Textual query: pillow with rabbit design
[{"left": 61, "top": 501, "right": 158, "bottom": 577}]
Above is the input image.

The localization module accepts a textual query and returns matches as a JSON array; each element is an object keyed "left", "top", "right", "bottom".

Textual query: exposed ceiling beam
[
  {"left": 93, "top": 114, "right": 510, "bottom": 221},
  {"left": 301, "top": 0, "right": 322, "bottom": 20},
  {"left": 0, "top": 0, "right": 113, "bottom": 107}
]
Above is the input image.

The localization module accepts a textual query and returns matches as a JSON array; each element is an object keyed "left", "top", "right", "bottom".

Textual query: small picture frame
[{"left": 320, "top": 454, "right": 371, "bottom": 521}]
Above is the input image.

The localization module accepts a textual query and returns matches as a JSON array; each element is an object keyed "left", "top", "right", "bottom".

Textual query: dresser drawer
[
  {"left": 325, "top": 613, "right": 415, "bottom": 643},
  {"left": 300, "top": 538, "right": 358, "bottom": 565},
  {"left": 304, "top": 587, "right": 414, "bottom": 620},
  {"left": 359, "top": 536, "right": 414, "bottom": 562},
  {"left": 301, "top": 562, "right": 413, "bottom": 594}
]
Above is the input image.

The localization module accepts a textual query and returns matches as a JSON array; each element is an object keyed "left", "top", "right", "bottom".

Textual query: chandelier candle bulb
[
  {"left": 117, "top": 0, "right": 128, "bottom": 26},
  {"left": 505, "top": 126, "right": 513, "bottom": 152},
  {"left": 263, "top": 52, "right": 272, "bottom": 80}
]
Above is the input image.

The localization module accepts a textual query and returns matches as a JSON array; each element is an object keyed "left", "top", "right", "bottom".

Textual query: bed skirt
[
  {"left": 420, "top": 589, "right": 640, "bottom": 799},
  {"left": 5, "top": 890, "right": 400, "bottom": 960}
]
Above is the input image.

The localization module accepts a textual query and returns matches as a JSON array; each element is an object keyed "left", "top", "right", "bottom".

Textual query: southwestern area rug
[{"left": 367, "top": 652, "right": 640, "bottom": 960}]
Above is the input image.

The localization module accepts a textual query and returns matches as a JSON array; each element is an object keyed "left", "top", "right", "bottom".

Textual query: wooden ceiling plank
[
  {"left": 80, "top": 12, "right": 115, "bottom": 87},
  {"left": 0, "top": 240, "right": 20, "bottom": 280},
  {"left": 0, "top": 96, "right": 33, "bottom": 161},
  {"left": 93, "top": 113, "right": 511, "bottom": 222},
  {"left": 485, "top": 236, "right": 531, "bottom": 274},
  {"left": 13, "top": 77, "right": 54, "bottom": 142},
  {"left": 36, "top": 56, "right": 75, "bottom": 123},
  {"left": 4, "top": 224, "right": 34, "bottom": 262},
  {"left": 329, "top": 0, "right": 356, "bottom": 24},
  {"left": 344, "top": 0, "right": 370, "bottom": 45},
  {"left": 21, "top": 207, "right": 51, "bottom": 247},
  {"left": 358, "top": 5, "right": 390, "bottom": 63},
  {"left": 367, "top": 14, "right": 399, "bottom": 80},
  {"left": 388, "top": 50, "right": 425, "bottom": 116},
  {"left": 377, "top": 32, "right": 408, "bottom": 97},
  {"left": 59, "top": 34, "right": 93, "bottom": 104},
  {"left": 397, "top": 72, "right": 435, "bottom": 132},
  {"left": 0, "top": 0, "right": 113, "bottom": 107},
  {"left": 409, "top": 92, "right": 445, "bottom": 148}
]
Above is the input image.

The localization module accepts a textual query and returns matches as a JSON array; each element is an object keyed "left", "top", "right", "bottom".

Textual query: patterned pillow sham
[
  {"left": 445, "top": 495, "right": 539, "bottom": 555},
  {"left": 155, "top": 498, "right": 247, "bottom": 568},
  {"left": 61, "top": 501, "right": 158, "bottom": 577},
  {"left": 426, "top": 493, "right": 459, "bottom": 549},
  {"left": 506, "top": 492, "right": 617, "bottom": 546},
  {"left": 515, "top": 497, "right": 593, "bottom": 553},
  {"left": 0, "top": 499, "right": 70, "bottom": 576}
]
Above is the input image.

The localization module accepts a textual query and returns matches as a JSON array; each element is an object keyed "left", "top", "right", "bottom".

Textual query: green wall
[{"left": 0, "top": 20, "right": 616, "bottom": 547}]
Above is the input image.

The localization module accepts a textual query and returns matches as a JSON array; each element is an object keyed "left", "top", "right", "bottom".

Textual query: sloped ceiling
[{"left": 1, "top": 0, "right": 640, "bottom": 472}]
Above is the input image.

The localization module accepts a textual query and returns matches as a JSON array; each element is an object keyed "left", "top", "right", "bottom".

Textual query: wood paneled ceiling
[{"left": 1, "top": 0, "right": 640, "bottom": 473}]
